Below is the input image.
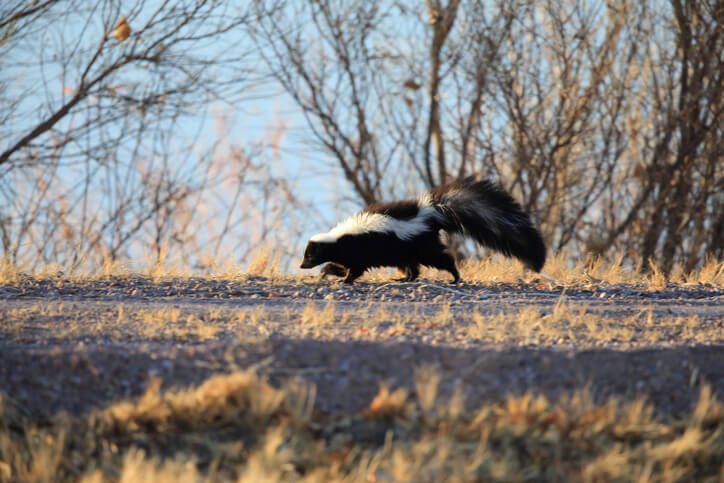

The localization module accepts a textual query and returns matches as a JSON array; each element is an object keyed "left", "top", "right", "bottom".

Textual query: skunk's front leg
[
  {"left": 395, "top": 265, "right": 420, "bottom": 282},
  {"left": 320, "top": 262, "right": 348, "bottom": 279}
]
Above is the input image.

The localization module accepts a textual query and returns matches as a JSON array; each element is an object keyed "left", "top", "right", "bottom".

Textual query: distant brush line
[{"left": 301, "top": 177, "right": 546, "bottom": 284}]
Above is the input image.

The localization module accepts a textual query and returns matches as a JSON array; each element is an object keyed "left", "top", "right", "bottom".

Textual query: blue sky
[{"left": 1, "top": 1, "right": 362, "bottom": 269}]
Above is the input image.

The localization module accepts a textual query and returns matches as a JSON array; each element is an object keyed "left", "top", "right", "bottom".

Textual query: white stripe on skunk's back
[{"left": 309, "top": 204, "right": 439, "bottom": 243}]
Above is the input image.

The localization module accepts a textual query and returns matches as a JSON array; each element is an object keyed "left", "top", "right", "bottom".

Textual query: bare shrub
[
  {"left": 0, "top": 1, "right": 306, "bottom": 271},
  {"left": 249, "top": 0, "right": 723, "bottom": 274}
]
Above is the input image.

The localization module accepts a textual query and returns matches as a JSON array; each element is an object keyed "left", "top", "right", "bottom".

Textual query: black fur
[
  {"left": 428, "top": 178, "right": 546, "bottom": 272},
  {"left": 363, "top": 200, "right": 420, "bottom": 220},
  {"left": 303, "top": 230, "right": 459, "bottom": 284},
  {"left": 301, "top": 178, "right": 546, "bottom": 284}
]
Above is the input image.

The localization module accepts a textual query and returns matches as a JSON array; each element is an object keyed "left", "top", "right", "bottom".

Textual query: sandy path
[{"left": 1, "top": 276, "right": 722, "bottom": 419}]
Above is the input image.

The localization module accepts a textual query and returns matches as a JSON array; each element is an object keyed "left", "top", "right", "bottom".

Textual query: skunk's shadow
[
  {"left": 2, "top": 337, "right": 722, "bottom": 419},
  {"left": 258, "top": 337, "right": 723, "bottom": 417}
]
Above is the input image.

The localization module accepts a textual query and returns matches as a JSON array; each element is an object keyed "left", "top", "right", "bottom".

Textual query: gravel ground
[{"left": 1, "top": 275, "right": 722, "bottom": 420}]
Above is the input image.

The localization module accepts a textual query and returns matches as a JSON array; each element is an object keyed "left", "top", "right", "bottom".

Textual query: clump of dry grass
[
  {"left": 97, "top": 256, "right": 133, "bottom": 280},
  {"left": 247, "top": 247, "right": 283, "bottom": 278},
  {"left": 301, "top": 301, "right": 336, "bottom": 326},
  {"left": 460, "top": 254, "right": 527, "bottom": 283},
  {"left": 461, "top": 251, "right": 724, "bottom": 288},
  {"left": 366, "top": 385, "right": 412, "bottom": 420},
  {"left": 145, "top": 244, "right": 194, "bottom": 282},
  {"left": 135, "top": 307, "right": 223, "bottom": 340},
  {"left": 93, "top": 370, "right": 286, "bottom": 435},
  {"left": 81, "top": 449, "right": 200, "bottom": 483},
  {"left": 0, "top": 256, "right": 22, "bottom": 284},
  {"left": 683, "top": 256, "right": 724, "bottom": 286},
  {"left": 1, "top": 369, "right": 723, "bottom": 482}
]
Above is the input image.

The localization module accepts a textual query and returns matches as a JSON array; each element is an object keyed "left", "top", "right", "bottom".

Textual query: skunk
[{"left": 301, "top": 177, "right": 546, "bottom": 284}]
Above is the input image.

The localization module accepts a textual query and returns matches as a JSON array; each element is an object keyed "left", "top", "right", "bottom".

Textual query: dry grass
[
  {"left": 330, "top": 251, "right": 724, "bottom": 288},
  {"left": 271, "top": 300, "right": 722, "bottom": 349},
  {"left": 301, "top": 301, "right": 336, "bottom": 326},
  {"left": 460, "top": 252, "right": 724, "bottom": 288},
  {"left": 0, "top": 303, "right": 234, "bottom": 343},
  {"left": 461, "top": 300, "right": 723, "bottom": 348},
  {"left": 3, "top": 252, "right": 721, "bottom": 288},
  {"left": 0, "top": 288, "right": 720, "bottom": 349},
  {"left": 1, "top": 368, "right": 723, "bottom": 482},
  {"left": 246, "top": 247, "right": 283, "bottom": 278},
  {"left": 0, "top": 256, "right": 21, "bottom": 285}
]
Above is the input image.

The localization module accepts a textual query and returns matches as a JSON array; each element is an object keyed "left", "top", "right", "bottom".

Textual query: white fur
[
  {"left": 311, "top": 204, "right": 440, "bottom": 242},
  {"left": 310, "top": 184, "right": 515, "bottom": 244},
  {"left": 309, "top": 232, "right": 339, "bottom": 243}
]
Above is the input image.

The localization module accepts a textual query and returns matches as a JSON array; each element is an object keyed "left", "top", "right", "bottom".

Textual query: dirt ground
[{"left": 1, "top": 274, "right": 722, "bottom": 422}]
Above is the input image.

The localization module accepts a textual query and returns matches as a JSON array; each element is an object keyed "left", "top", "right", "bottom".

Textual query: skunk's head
[{"left": 300, "top": 236, "right": 336, "bottom": 269}]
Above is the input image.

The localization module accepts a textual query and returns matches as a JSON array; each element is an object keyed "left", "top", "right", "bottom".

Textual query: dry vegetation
[
  {"left": 2, "top": 368, "right": 724, "bottom": 481},
  {"left": 1, "top": 256, "right": 723, "bottom": 481}
]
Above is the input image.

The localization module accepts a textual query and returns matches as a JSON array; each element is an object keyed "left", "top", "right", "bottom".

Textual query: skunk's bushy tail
[{"left": 426, "top": 177, "right": 546, "bottom": 272}]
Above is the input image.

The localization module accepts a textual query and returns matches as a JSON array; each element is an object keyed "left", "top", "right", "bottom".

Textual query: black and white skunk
[{"left": 300, "top": 177, "right": 546, "bottom": 284}]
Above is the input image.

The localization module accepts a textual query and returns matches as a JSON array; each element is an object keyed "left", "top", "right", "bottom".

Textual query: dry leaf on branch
[
  {"left": 403, "top": 79, "right": 422, "bottom": 90},
  {"left": 113, "top": 16, "right": 131, "bottom": 42}
]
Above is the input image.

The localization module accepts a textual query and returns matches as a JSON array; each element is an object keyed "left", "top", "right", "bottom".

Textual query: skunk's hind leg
[
  {"left": 422, "top": 251, "right": 460, "bottom": 283},
  {"left": 343, "top": 266, "right": 365, "bottom": 284},
  {"left": 395, "top": 264, "right": 420, "bottom": 282}
]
